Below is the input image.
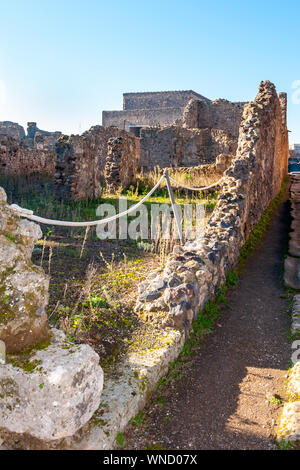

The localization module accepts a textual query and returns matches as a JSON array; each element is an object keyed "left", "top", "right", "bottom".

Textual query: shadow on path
[{"left": 125, "top": 200, "right": 291, "bottom": 450}]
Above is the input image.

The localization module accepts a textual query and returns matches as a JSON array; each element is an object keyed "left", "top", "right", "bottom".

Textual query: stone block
[{"left": 0, "top": 329, "right": 103, "bottom": 441}]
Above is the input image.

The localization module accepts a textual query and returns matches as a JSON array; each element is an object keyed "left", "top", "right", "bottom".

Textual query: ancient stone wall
[
  {"left": 139, "top": 125, "right": 237, "bottom": 170},
  {"left": 182, "top": 98, "right": 246, "bottom": 137},
  {"left": 102, "top": 107, "right": 185, "bottom": 132},
  {"left": 0, "top": 122, "right": 25, "bottom": 141},
  {"left": 0, "top": 135, "right": 56, "bottom": 176},
  {"left": 105, "top": 136, "right": 140, "bottom": 193},
  {"left": 0, "top": 121, "right": 61, "bottom": 151},
  {"left": 158, "top": 154, "right": 234, "bottom": 182},
  {"left": 123, "top": 90, "right": 210, "bottom": 110},
  {"left": 135, "top": 81, "right": 289, "bottom": 330},
  {"left": 55, "top": 126, "right": 140, "bottom": 200}
]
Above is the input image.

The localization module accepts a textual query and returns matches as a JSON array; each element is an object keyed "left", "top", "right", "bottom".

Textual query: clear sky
[{"left": 1, "top": 0, "right": 300, "bottom": 142}]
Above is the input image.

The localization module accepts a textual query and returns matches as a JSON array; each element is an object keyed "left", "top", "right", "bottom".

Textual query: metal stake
[{"left": 164, "top": 169, "right": 183, "bottom": 244}]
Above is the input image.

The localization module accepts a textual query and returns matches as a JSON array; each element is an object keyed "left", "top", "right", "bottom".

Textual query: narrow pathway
[{"left": 125, "top": 199, "right": 291, "bottom": 450}]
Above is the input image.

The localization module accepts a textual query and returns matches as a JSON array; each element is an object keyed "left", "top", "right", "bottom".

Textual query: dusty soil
[{"left": 124, "top": 200, "right": 292, "bottom": 450}]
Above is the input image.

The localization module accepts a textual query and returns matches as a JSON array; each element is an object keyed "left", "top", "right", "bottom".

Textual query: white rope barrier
[
  {"left": 168, "top": 175, "right": 224, "bottom": 191},
  {"left": 10, "top": 174, "right": 165, "bottom": 227},
  {"left": 9, "top": 170, "right": 224, "bottom": 240}
]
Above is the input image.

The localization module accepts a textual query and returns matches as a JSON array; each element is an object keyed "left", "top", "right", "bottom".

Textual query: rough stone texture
[
  {"left": 3, "top": 327, "right": 183, "bottom": 449},
  {"left": 140, "top": 125, "right": 237, "bottom": 170},
  {"left": 103, "top": 90, "right": 210, "bottom": 132},
  {"left": 102, "top": 107, "right": 186, "bottom": 133},
  {"left": 0, "top": 135, "right": 56, "bottom": 176},
  {"left": 284, "top": 174, "right": 300, "bottom": 288},
  {"left": 0, "top": 122, "right": 25, "bottom": 141},
  {"left": 55, "top": 125, "right": 140, "bottom": 200},
  {"left": 0, "top": 328, "right": 103, "bottom": 441},
  {"left": 291, "top": 295, "right": 300, "bottom": 336},
  {"left": 0, "top": 187, "right": 51, "bottom": 353},
  {"left": 26, "top": 122, "right": 61, "bottom": 150},
  {"left": 287, "top": 362, "right": 300, "bottom": 399},
  {"left": 182, "top": 98, "right": 246, "bottom": 137},
  {"left": 105, "top": 136, "right": 139, "bottom": 193},
  {"left": 150, "top": 155, "right": 233, "bottom": 187},
  {"left": 284, "top": 256, "right": 300, "bottom": 290},
  {"left": 277, "top": 402, "right": 300, "bottom": 443},
  {"left": 123, "top": 90, "right": 210, "bottom": 110},
  {"left": 135, "top": 81, "right": 288, "bottom": 330}
]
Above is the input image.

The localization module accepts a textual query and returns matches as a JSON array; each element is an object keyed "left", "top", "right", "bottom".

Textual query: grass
[{"left": 0, "top": 174, "right": 218, "bottom": 376}]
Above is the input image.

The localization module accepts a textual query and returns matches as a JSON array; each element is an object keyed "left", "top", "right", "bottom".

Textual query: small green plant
[
  {"left": 116, "top": 432, "right": 126, "bottom": 448},
  {"left": 226, "top": 269, "right": 239, "bottom": 286},
  {"left": 2, "top": 295, "right": 10, "bottom": 304},
  {"left": 130, "top": 411, "right": 145, "bottom": 428},
  {"left": 146, "top": 444, "right": 167, "bottom": 450},
  {"left": 81, "top": 296, "right": 108, "bottom": 308},
  {"left": 5, "top": 234, "right": 16, "bottom": 242},
  {"left": 269, "top": 394, "right": 283, "bottom": 405},
  {"left": 278, "top": 440, "right": 293, "bottom": 450}
]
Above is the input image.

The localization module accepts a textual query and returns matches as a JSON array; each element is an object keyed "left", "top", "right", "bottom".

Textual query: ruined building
[
  {"left": 102, "top": 90, "right": 210, "bottom": 133},
  {"left": 1, "top": 89, "right": 247, "bottom": 199},
  {"left": 0, "top": 121, "right": 61, "bottom": 176}
]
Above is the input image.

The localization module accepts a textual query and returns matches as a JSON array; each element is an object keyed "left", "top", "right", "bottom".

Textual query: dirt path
[{"left": 125, "top": 200, "right": 291, "bottom": 450}]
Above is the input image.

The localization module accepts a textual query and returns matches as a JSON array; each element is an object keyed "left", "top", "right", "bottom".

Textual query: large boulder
[
  {"left": 0, "top": 187, "right": 51, "bottom": 353},
  {"left": 0, "top": 329, "right": 103, "bottom": 440}
]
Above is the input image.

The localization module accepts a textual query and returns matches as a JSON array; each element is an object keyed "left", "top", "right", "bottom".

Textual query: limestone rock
[
  {"left": 0, "top": 187, "right": 50, "bottom": 353},
  {"left": 0, "top": 329, "right": 103, "bottom": 440},
  {"left": 277, "top": 401, "right": 300, "bottom": 442},
  {"left": 288, "top": 362, "right": 300, "bottom": 399}
]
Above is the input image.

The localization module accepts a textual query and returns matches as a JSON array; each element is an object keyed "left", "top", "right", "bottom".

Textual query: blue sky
[{"left": 1, "top": 0, "right": 300, "bottom": 142}]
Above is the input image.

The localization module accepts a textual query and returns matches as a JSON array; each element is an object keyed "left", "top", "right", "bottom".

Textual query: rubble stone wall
[
  {"left": 135, "top": 81, "right": 289, "bottom": 331},
  {"left": 123, "top": 90, "right": 210, "bottom": 110},
  {"left": 0, "top": 122, "right": 25, "bottom": 141},
  {"left": 139, "top": 126, "right": 237, "bottom": 170},
  {"left": 55, "top": 126, "right": 140, "bottom": 200},
  {"left": 182, "top": 99, "right": 246, "bottom": 137},
  {"left": 0, "top": 135, "right": 56, "bottom": 176},
  {"left": 102, "top": 107, "right": 185, "bottom": 132}
]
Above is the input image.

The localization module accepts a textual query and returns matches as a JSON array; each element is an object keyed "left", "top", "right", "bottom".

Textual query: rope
[
  {"left": 10, "top": 174, "right": 165, "bottom": 227},
  {"left": 168, "top": 175, "right": 224, "bottom": 191}
]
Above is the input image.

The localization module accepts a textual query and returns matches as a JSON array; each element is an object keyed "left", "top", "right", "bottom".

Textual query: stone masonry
[
  {"left": 135, "top": 81, "right": 288, "bottom": 330},
  {"left": 0, "top": 135, "right": 56, "bottom": 176},
  {"left": 103, "top": 90, "right": 209, "bottom": 132},
  {"left": 0, "top": 121, "right": 61, "bottom": 177},
  {"left": 139, "top": 126, "right": 237, "bottom": 170},
  {"left": 182, "top": 98, "right": 246, "bottom": 137},
  {"left": 55, "top": 125, "right": 140, "bottom": 200}
]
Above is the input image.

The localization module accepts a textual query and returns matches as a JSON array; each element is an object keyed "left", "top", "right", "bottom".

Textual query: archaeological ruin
[{"left": 1, "top": 80, "right": 299, "bottom": 449}]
